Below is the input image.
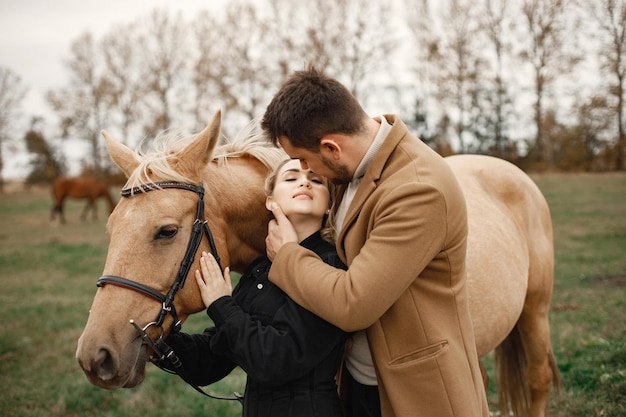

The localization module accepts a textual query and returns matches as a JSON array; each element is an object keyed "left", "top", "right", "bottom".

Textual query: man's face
[{"left": 278, "top": 136, "right": 351, "bottom": 184}]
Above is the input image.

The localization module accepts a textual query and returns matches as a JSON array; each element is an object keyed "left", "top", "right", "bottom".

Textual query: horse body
[
  {"left": 447, "top": 155, "right": 559, "bottom": 416},
  {"left": 51, "top": 175, "right": 116, "bottom": 223},
  {"left": 76, "top": 112, "right": 559, "bottom": 417},
  {"left": 447, "top": 154, "right": 548, "bottom": 355}
]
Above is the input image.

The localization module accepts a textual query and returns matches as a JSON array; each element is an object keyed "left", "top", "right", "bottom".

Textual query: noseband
[{"left": 96, "top": 181, "right": 241, "bottom": 403}]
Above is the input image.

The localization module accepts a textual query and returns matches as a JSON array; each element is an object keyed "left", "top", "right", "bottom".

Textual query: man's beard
[{"left": 319, "top": 153, "right": 352, "bottom": 185}]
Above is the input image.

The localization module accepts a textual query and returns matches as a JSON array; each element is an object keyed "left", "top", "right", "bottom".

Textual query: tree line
[{"left": 0, "top": 0, "right": 624, "bottom": 190}]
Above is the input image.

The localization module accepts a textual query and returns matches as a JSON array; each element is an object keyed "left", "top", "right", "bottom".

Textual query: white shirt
[{"left": 335, "top": 116, "right": 391, "bottom": 386}]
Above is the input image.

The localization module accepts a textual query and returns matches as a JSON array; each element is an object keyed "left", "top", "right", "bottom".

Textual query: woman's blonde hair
[{"left": 264, "top": 158, "right": 337, "bottom": 243}]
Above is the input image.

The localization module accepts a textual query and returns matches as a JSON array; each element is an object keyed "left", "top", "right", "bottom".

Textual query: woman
[{"left": 166, "top": 158, "right": 348, "bottom": 417}]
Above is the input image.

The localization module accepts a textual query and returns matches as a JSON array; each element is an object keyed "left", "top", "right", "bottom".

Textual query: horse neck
[{"left": 204, "top": 158, "right": 271, "bottom": 273}]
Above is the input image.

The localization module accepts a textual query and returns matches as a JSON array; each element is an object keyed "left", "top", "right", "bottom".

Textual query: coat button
[{"left": 257, "top": 283, "right": 263, "bottom": 290}]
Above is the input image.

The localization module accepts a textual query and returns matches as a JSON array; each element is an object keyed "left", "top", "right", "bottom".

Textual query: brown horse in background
[{"left": 51, "top": 175, "right": 116, "bottom": 224}]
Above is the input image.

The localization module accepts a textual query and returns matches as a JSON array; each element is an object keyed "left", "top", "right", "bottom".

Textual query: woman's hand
[
  {"left": 195, "top": 251, "right": 232, "bottom": 308},
  {"left": 266, "top": 202, "right": 298, "bottom": 261}
]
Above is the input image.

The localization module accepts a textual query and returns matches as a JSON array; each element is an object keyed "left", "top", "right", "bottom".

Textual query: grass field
[{"left": 0, "top": 173, "right": 624, "bottom": 417}]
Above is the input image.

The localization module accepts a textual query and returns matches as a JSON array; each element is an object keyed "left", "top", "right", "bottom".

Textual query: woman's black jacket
[{"left": 166, "top": 231, "right": 348, "bottom": 417}]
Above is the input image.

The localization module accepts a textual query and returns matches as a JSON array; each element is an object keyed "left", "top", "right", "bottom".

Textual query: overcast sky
[
  {"left": 0, "top": 0, "right": 226, "bottom": 178},
  {"left": 0, "top": 0, "right": 601, "bottom": 179},
  {"left": 0, "top": 0, "right": 223, "bottom": 119}
]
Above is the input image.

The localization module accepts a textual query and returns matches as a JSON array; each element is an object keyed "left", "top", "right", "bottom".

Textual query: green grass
[
  {"left": 530, "top": 173, "right": 626, "bottom": 416},
  {"left": 0, "top": 188, "right": 244, "bottom": 417},
  {"left": 1, "top": 174, "right": 625, "bottom": 416}
]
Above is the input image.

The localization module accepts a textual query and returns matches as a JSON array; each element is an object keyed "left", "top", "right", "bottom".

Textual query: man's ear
[{"left": 320, "top": 135, "right": 342, "bottom": 159}]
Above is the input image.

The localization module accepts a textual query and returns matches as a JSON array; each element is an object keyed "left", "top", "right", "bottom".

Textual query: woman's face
[{"left": 266, "top": 159, "right": 330, "bottom": 222}]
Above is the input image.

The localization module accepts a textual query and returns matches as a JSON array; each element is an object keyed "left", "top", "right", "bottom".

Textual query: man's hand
[
  {"left": 266, "top": 202, "right": 298, "bottom": 261},
  {"left": 195, "top": 252, "right": 232, "bottom": 307}
]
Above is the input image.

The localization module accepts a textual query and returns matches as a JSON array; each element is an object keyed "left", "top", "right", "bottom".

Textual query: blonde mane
[{"left": 124, "top": 120, "right": 288, "bottom": 190}]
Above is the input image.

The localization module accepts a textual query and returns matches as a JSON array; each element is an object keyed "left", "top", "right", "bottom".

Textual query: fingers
[
  {"left": 269, "top": 202, "right": 287, "bottom": 224},
  {"left": 265, "top": 204, "right": 298, "bottom": 262},
  {"left": 267, "top": 218, "right": 278, "bottom": 236},
  {"left": 223, "top": 267, "right": 233, "bottom": 292},
  {"left": 195, "top": 269, "right": 205, "bottom": 287},
  {"left": 195, "top": 252, "right": 231, "bottom": 307},
  {"left": 199, "top": 251, "right": 222, "bottom": 278},
  {"left": 195, "top": 252, "right": 223, "bottom": 287}
]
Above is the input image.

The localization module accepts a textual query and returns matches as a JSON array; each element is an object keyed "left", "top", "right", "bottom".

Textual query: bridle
[
  {"left": 96, "top": 181, "right": 242, "bottom": 403},
  {"left": 97, "top": 181, "right": 221, "bottom": 334}
]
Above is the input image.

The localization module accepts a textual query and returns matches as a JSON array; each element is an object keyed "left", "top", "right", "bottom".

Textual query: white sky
[
  {"left": 0, "top": 0, "right": 600, "bottom": 179},
  {"left": 0, "top": 0, "right": 223, "bottom": 120},
  {"left": 0, "top": 0, "right": 224, "bottom": 178}
]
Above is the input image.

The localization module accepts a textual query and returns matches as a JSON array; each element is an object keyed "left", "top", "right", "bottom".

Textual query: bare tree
[
  {"left": 24, "top": 118, "right": 66, "bottom": 184},
  {"left": 101, "top": 22, "right": 148, "bottom": 146},
  {"left": 264, "top": 0, "right": 344, "bottom": 75},
  {"left": 264, "top": 0, "right": 398, "bottom": 106},
  {"left": 331, "top": 0, "right": 397, "bottom": 102},
  {"left": 262, "top": 0, "right": 306, "bottom": 79},
  {"left": 137, "top": 9, "right": 189, "bottom": 136},
  {"left": 479, "top": 0, "right": 517, "bottom": 159},
  {"left": 192, "top": 2, "right": 277, "bottom": 135},
  {"left": 431, "top": 0, "right": 485, "bottom": 153},
  {"left": 588, "top": 0, "right": 626, "bottom": 170},
  {"left": 404, "top": 0, "right": 440, "bottom": 143},
  {"left": 519, "top": 0, "right": 580, "bottom": 168},
  {"left": 190, "top": 10, "right": 223, "bottom": 132},
  {"left": 0, "top": 66, "right": 28, "bottom": 192},
  {"left": 190, "top": 0, "right": 399, "bottom": 136},
  {"left": 46, "top": 32, "right": 115, "bottom": 173},
  {"left": 573, "top": 95, "right": 614, "bottom": 170}
]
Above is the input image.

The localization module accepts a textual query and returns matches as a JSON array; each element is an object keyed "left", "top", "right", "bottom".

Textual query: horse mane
[{"left": 124, "top": 119, "right": 288, "bottom": 190}]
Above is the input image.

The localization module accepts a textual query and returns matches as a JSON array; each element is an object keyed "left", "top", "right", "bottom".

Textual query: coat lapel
[{"left": 334, "top": 115, "right": 408, "bottom": 258}]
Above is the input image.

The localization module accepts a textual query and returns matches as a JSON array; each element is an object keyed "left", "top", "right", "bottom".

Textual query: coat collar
[{"left": 335, "top": 115, "right": 408, "bottom": 251}]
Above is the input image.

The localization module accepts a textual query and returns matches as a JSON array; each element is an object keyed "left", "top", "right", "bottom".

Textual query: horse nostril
[{"left": 95, "top": 347, "right": 117, "bottom": 382}]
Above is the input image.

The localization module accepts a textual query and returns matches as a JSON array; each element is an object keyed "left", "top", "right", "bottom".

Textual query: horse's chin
[
  {"left": 87, "top": 365, "right": 146, "bottom": 390},
  {"left": 121, "top": 362, "right": 147, "bottom": 388}
]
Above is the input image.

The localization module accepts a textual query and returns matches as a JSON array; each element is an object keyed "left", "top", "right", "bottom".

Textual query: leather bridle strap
[
  {"left": 95, "top": 181, "right": 241, "bottom": 404},
  {"left": 121, "top": 180, "right": 222, "bottom": 271},
  {"left": 98, "top": 275, "right": 165, "bottom": 303},
  {"left": 97, "top": 181, "right": 222, "bottom": 330}
]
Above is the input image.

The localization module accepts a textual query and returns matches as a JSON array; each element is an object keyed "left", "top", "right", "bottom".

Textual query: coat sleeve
[
  {"left": 207, "top": 294, "right": 347, "bottom": 386},
  {"left": 269, "top": 182, "right": 447, "bottom": 332},
  {"left": 165, "top": 327, "right": 237, "bottom": 387}
]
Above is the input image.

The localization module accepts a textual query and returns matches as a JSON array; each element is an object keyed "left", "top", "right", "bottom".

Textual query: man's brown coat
[{"left": 270, "top": 116, "right": 489, "bottom": 417}]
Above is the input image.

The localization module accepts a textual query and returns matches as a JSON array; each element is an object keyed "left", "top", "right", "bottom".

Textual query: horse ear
[
  {"left": 181, "top": 110, "right": 222, "bottom": 168},
  {"left": 102, "top": 130, "right": 140, "bottom": 178}
]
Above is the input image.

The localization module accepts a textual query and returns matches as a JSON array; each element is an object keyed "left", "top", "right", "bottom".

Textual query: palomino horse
[
  {"left": 76, "top": 111, "right": 560, "bottom": 417},
  {"left": 51, "top": 175, "right": 116, "bottom": 223}
]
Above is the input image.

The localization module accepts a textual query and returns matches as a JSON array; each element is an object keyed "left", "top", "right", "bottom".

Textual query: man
[{"left": 261, "top": 66, "right": 489, "bottom": 417}]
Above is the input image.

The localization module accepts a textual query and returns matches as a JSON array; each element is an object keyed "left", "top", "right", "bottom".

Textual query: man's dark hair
[{"left": 261, "top": 66, "right": 367, "bottom": 152}]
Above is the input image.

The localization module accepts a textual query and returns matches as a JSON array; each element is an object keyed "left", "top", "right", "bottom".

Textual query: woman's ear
[{"left": 265, "top": 195, "right": 274, "bottom": 212}]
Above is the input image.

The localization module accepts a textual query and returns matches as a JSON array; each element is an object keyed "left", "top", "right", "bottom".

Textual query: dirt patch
[
  {"left": 581, "top": 274, "right": 626, "bottom": 287},
  {"left": 553, "top": 302, "right": 582, "bottom": 312}
]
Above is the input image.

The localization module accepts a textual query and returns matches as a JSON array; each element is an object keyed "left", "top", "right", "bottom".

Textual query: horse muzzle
[{"left": 76, "top": 330, "right": 148, "bottom": 389}]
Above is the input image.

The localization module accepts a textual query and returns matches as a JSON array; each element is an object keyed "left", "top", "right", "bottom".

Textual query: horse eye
[{"left": 156, "top": 226, "right": 178, "bottom": 240}]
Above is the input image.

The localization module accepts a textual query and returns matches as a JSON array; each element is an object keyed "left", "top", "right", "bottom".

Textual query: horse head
[{"left": 76, "top": 111, "right": 283, "bottom": 389}]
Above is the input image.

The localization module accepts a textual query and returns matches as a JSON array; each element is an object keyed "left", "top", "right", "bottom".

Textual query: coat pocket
[{"left": 387, "top": 340, "right": 448, "bottom": 367}]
